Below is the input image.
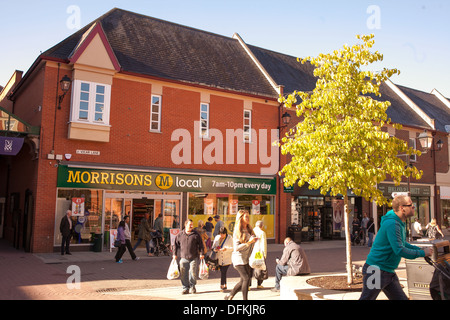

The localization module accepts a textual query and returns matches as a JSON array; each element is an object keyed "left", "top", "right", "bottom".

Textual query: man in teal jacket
[{"left": 360, "top": 195, "right": 433, "bottom": 300}]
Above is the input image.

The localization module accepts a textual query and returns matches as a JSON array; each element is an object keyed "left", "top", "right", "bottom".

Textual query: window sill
[{"left": 68, "top": 122, "right": 111, "bottom": 142}]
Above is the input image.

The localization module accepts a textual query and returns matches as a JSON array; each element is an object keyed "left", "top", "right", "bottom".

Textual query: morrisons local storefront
[{"left": 54, "top": 165, "right": 276, "bottom": 251}]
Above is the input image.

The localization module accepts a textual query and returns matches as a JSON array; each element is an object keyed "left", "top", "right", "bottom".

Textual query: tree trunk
[{"left": 344, "top": 194, "right": 354, "bottom": 285}]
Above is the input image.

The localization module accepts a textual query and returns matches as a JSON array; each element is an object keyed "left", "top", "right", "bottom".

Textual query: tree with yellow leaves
[{"left": 277, "top": 34, "right": 422, "bottom": 284}]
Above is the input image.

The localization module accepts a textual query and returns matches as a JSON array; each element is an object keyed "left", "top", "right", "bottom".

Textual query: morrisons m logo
[{"left": 156, "top": 174, "right": 173, "bottom": 190}]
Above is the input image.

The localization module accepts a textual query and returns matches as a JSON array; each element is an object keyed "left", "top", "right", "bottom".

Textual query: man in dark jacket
[
  {"left": 173, "top": 219, "right": 205, "bottom": 294},
  {"left": 271, "top": 237, "right": 310, "bottom": 292},
  {"left": 60, "top": 210, "right": 73, "bottom": 255}
]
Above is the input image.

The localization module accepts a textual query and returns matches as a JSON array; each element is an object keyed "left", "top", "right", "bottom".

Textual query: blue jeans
[
  {"left": 359, "top": 263, "right": 408, "bottom": 300},
  {"left": 133, "top": 238, "right": 153, "bottom": 253},
  {"left": 367, "top": 232, "right": 374, "bottom": 247},
  {"left": 275, "top": 264, "right": 289, "bottom": 289},
  {"left": 180, "top": 257, "right": 198, "bottom": 291}
]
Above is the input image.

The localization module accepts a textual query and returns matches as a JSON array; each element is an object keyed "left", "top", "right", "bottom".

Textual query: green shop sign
[{"left": 57, "top": 165, "right": 276, "bottom": 195}]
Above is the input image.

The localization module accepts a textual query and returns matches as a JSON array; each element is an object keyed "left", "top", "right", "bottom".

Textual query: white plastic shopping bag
[
  {"left": 167, "top": 258, "right": 180, "bottom": 280},
  {"left": 199, "top": 258, "right": 209, "bottom": 280},
  {"left": 249, "top": 239, "right": 266, "bottom": 270}
]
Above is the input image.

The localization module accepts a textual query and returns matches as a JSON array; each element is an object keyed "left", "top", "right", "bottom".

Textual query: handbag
[
  {"left": 205, "top": 250, "right": 220, "bottom": 271},
  {"left": 114, "top": 239, "right": 122, "bottom": 248},
  {"left": 167, "top": 259, "right": 180, "bottom": 280}
]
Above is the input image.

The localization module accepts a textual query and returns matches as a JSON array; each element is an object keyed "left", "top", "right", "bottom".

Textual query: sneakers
[
  {"left": 271, "top": 287, "right": 280, "bottom": 293},
  {"left": 182, "top": 286, "right": 197, "bottom": 294},
  {"left": 133, "top": 257, "right": 140, "bottom": 261},
  {"left": 116, "top": 259, "right": 123, "bottom": 264}
]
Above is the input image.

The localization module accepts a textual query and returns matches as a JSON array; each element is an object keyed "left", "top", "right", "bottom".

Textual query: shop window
[
  {"left": 71, "top": 80, "right": 111, "bottom": 125},
  {"left": 54, "top": 189, "right": 103, "bottom": 246},
  {"left": 441, "top": 200, "right": 450, "bottom": 236},
  {"left": 188, "top": 193, "right": 275, "bottom": 238}
]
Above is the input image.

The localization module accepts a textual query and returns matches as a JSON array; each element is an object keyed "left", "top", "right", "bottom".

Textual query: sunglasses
[{"left": 402, "top": 204, "right": 414, "bottom": 207}]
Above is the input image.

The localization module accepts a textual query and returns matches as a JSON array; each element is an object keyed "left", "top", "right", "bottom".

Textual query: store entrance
[{"left": 104, "top": 193, "right": 181, "bottom": 250}]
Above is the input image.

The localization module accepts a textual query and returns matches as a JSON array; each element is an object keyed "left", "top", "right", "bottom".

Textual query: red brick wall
[{"left": 28, "top": 66, "right": 281, "bottom": 252}]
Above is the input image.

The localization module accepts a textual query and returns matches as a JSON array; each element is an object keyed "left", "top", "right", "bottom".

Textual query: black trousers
[
  {"left": 230, "top": 264, "right": 252, "bottom": 300},
  {"left": 61, "top": 235, "right": 71, "bottom": 254},
  {"left": 115, "top": 239, "right": 137, "bottom": 261},
  {"left": 220, "top": 264, "right": 230, "bottom": 286}
]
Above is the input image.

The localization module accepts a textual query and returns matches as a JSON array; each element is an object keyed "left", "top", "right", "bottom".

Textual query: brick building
[{"left": 0, "top": 8, "right": 449, "bottom": 253}]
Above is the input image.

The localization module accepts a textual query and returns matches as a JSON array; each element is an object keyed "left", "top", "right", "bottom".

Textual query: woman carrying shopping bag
[
  {"left": 224, "top": 210, "right": 257, "bottom": 300},
  {"left": 212, "top": 226, "right": 234, "bottom": 291}
]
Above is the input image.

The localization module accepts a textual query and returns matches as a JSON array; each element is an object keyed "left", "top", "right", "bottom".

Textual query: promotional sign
[
  {"left": 204, "top": 199, "right": 214, "bottom": 215},
  {"left": 229, "top": 200, "right": 238, "bottom": 215},
  {"left": 252, "top": 200, "right": 261, "bottom": 215},
  {"left": 57, "top": 165, "right": 276, "bottom": 195},
  {"left": 0, "top": 136, "right": 24, "bottom": 156},
  {"left": 110, "top": 229, "right": 118, "bottom": 252},
  {"left": 332, "top": 199, "right": 344, "bottom": 232},
  {"left": 170, "top": 228, "right": 180, "bottom": 247},
  {"left": 71, "top": 197, "right": 85, "bottom": 217}
]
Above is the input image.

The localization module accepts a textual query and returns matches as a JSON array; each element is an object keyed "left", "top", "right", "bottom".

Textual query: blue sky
[{"left": 1, "top": 0, "right": 449, "bottom": 97}]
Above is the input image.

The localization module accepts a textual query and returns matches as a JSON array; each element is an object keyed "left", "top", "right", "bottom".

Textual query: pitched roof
[
  {"left": 247, "top": 45, "right": 317, "bottom": 95},
  {"left": 377, "top": 82, "right": 431, "bottom": 129},
  {"left": 42, "top": 8, "right": 277, "bottom": 98},
  {"left": 396, "top": 85, "right": 450, "bottom": 133},
  {"left": 39, "top": 8, "right": 446, "bottom": 133}
]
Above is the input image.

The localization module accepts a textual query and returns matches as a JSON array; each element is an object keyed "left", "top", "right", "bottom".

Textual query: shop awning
[{"left": 0, "top": 106, "right": 40, "bottom": 156}]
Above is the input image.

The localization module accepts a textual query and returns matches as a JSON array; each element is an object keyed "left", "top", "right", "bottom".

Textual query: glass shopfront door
[{"left": 104, "top": 192, "right": 181, "bottom": 249}]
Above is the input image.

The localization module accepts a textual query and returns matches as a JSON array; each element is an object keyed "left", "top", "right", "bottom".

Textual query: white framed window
[
  {"left": 150, "top": 95, "right": 162, "bottom": 132},
  {"left": 244, "top": 110, "right": 252, "bottom": 143},
  {"left": 409, "top": 137, "right": 417, "bottom": 162},
  {"left": 71, "top": 80, "right": 111, "bottom": 125},
  {"left": 200, "top": 103, "right": 209, "bottom": 138}
]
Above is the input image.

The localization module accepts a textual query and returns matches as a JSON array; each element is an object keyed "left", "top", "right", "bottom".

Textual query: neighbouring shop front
[
  {"left": 290, "top": 184, "right": 361, "bottom": 241},
  {"left": 377, "top": 183, "right": 431, "bottom": 233},
  {"left": 54, "top": 165, "right": 276, "bottom": 251},
  {"left": 438, "top": 186, "right": 450, "bottom": 237}
]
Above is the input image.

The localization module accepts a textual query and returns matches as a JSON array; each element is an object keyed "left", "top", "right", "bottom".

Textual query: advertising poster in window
[
  {"left": 252, "top": 200, "right": 261, "bottom": 215},
  {"left": 204, "top": 198, "right": 214, "bottom": 215},
  {"left": 170, "top": 228, "right": 180, "bottom": 247},
  {"left": 229, "top": 199, "right": 238, "bottom": 215},
  {"left": 332, "top": 199, "right": 344, "bottom": 232},
  {"left": 72, "top": 197, "right": 85, "bottom": 217}
]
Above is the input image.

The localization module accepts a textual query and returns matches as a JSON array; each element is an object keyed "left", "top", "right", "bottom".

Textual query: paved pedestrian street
[{"left": 0, "top": 239, "right": 408, "bottom": 301}]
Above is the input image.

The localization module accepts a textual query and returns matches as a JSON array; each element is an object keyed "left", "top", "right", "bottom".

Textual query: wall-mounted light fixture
[
  {"left": 57, "top": 75, "right": 72, "bottom": 110},
  {"left": 278, "top": 111, "right": 291, "bottom": 129},
  {"left": 417, "top": 129, "right": 443, "bottom": 157}
]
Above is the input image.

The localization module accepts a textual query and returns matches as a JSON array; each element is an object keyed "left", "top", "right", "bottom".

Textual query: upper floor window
[
  {"left": 409, "top": 137, "right": 417, "bottom": 162},
  {"left": 150, "top": 95, "right": 162, "bottom": 132},
  {"left": 244, "top": 110, "right": 252, "bottom": 143},
  {"left": 71, "top": 80, "right": 111, "bottom": 125},
  {"left": 200, "top": 103, "right": 209, "bottom": 138}
]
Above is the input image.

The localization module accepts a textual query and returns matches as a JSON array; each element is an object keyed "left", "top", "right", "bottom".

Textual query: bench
[{"left": 280, "top": 275, "right": 325, "bottom": 300}]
